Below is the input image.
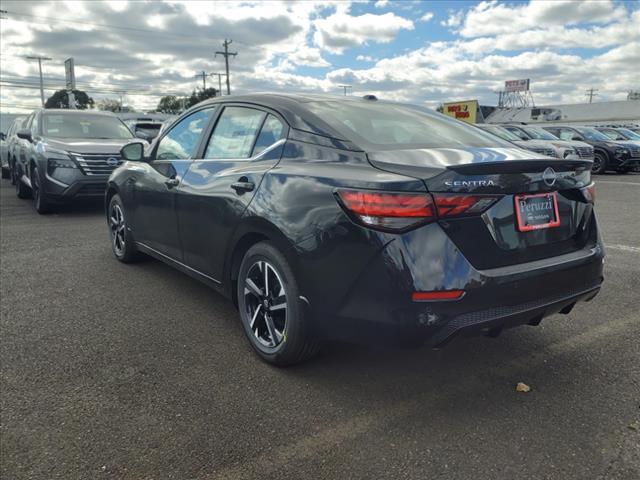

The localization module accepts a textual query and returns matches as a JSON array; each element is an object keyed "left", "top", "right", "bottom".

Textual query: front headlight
[
  {"left": 615, "top": 147, "right": 630, "bottom": 157},
  {"left": 563, "top": 147, "right": 577, "bottom": 158},
  {"left": 48, "top": 157, "right": 77, "bottom": 169}
]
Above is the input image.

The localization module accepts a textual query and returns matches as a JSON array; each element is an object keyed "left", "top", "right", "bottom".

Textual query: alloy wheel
[
  {"left": 109, "top": 204, "right": 126, "bottom": 256},
  {"left": 243, "top": 260, "right": 288, "bottom": 349},
  {"left": 592, "top": 154, "right": 604, "bottom": 173}
]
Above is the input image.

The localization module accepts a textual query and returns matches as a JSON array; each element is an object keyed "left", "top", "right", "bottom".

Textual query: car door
[
  {"left": 130, "top": 107, "right": 216, "bottom": 260},
  {"left": 17, "top": 113, "right": 35, "bottom": 177},
  {"left": 176, "top": 105, "right": 288, "bottom": 281}
]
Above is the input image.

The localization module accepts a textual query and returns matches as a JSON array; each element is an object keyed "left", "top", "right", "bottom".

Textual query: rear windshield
[
  {"left": 305, "top": 101, "right": 513, "bottom": 150},
  {"left": 42, "top": 113, "right": 133, "bottom": 140}
]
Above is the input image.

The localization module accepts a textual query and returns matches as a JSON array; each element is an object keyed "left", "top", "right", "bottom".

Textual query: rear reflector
[
  {"left": 432, "top": 194, "right": 501, "bottom": 218},
  {"left": 412, "top": 290, "right": 465, "bottom": 301}
]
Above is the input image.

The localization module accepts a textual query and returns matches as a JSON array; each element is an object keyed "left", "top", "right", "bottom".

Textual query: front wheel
[
  {"left": 32, "top": 167, "right": 54, "bottom": 214},
  {"left": 15, "top": 166, "right": 31, "bottom": 199},
  {"left": 592, "top": 152, "right": 607, "bottom": 174},
  {"left": 108, "top": 194, "right": 142, "bottom": 263},
  {"left": 237, "top": 242, "right": 320, "bottom": 366}
]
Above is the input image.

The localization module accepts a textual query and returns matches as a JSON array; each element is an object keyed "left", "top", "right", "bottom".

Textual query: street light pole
[{"left": 26, "top": 55, "right": 52, "bottom": 106}]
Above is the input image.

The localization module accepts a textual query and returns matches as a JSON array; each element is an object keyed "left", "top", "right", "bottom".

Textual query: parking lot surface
[{"left": 1, "top": 174, "right": 639, "bottom": 480}]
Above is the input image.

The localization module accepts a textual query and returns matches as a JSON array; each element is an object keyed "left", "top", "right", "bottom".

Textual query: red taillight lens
[
  {"left": 432, "top": 194, "right": 501, "bottom": 218},
  {"left": 581, "top": 183, "right": 595, "bottom": 204},
  {"left": 412, "top": 290, "right": 465, "bottom": 301},
  {"left": 336, "top": 189, "right": 435, "bottom": 231}
]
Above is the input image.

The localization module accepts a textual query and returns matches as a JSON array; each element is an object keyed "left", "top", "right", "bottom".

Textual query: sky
[{"left": 0, "top": 0, "right": 638, "bottom": 113}]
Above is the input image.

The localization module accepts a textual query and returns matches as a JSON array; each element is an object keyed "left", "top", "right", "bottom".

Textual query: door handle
[
  {"left": 165, "top": 178, "right": 180, "bottom": 189},
  {"left": 231, "top": 181, "right": 255, "bottom": 193}
]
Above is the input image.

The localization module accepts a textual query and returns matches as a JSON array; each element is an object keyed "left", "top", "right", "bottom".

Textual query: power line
[
  {"left": 2, "top": 10, "right": 250, "bottom": 45},
  {"left": 216, "top": 39, "right": 237, "bottom": 95}
]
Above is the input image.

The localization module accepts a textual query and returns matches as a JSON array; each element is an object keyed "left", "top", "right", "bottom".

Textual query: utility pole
[
  {"left": 194, "top": 71, "right": 208, "bottom": 90},
  {"left": 210, "top": 73, "right": 225, "bottom": 96},
  {"left": 26, "top": 55, "right": 52, "bottom": 106},
  {"left": 216, "top": 39, "right": 237, "bottom": 95},
  {"left": 585, "top": 88, "right": 599, "bottom": 104},
  {"left": 339, "top": 85, "right": 352, "bottom": 96}
]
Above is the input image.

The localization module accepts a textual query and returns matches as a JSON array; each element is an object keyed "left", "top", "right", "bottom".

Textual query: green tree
[
  {"left": 187, "top": 88, "right": 218, "bottom": 108},
  {"left": 44, "top": 89, "right": 94, "bottom": 110},
  {"left": 157, "top": 95, "right": 183, "bottom": 114},
  {"left": 96, "top": 98, "right": 122, "bottom": 112}
]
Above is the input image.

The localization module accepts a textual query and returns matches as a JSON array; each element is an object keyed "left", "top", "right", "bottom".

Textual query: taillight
[
  {"left": 432, "top": 194, "right": 501, "bottom": 218},
  {"left": 581, "top": 183, "right": 595, "bottom": 204},
  {"left": 336, "top": 189, "right": 501, "bottom": 232},
  {"left": 412, "top": 290, "right": 465, "bottom": 301},
  {"left": 335, "top": 189, "right": 435, "bottom": 231}
]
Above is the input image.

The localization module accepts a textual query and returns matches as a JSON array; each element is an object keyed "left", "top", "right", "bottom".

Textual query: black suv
[
  {"left": 106, "top": 94, "right": 603, "bottom": 365},
  {"left": 14, "top": 109, "right": 135, "bottom": 213},
  {"left": 542, "top": 125, "right": 639, "bottom": 174}
]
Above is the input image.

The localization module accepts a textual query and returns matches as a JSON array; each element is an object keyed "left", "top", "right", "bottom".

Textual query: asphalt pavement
[{"left": 1, "top": 174, "right": 638, "bottom": 480}]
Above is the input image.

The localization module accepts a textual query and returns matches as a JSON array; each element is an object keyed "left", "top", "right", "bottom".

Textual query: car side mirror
[
  {"left": 17, "top": 129, "right": 32, "bottom": 141},
  {"left": 571, "top": 135, "right": 583, "bottom": 141},
  {"left": 120, "top": 142, "right": 145, "bottom": 162}
]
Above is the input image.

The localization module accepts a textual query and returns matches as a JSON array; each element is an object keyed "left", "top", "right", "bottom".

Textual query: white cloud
[
  {"left": 374, "top": 0, "right": 389, "bottom": 8},
  {"left": 419, "top": 12, "right": 434, "bottom": 23},
  {"left": 356, "top": 55, "right": 375, "bottom": 62},
  {"left": 314, "top": 10, "right": 414, "bottom": 54},
  {"left": 441, "top": 10, "right": 463, "bottom": 28},
  {"left": 456, "top": 0, "right": 628, "bottom": 37}
]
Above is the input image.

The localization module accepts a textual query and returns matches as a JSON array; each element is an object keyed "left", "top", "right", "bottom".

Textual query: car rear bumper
[{"left": 307, "top": 222, "right": 604, "bottom": 346}]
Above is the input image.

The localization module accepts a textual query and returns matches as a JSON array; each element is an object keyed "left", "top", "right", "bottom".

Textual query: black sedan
[{"left": 107, "top": 94, "right": 604, "bottom": 365}]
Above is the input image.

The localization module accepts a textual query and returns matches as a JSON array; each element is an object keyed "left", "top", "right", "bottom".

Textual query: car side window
[
  {"left": 205, "top": 107, "right": 266, "bottom": 159},
  {"left": 155, "top": 108, "right": 214, "bottom": 161},
  {"left": 557, "top": 129, "right": 574, "bottom": 141},
  {"left": 252, "top": 114, "right": 285, "bottom": 156}
]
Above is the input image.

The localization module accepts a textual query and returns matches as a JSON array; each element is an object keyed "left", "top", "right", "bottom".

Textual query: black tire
[
  {"left": 1, "top": 166, "right": 9, "bottom": 179},
  {"left": 107, "top": 194, "right": 142, "bottom": 263},
  {"left": 237, "top": 241, "right": 320, "bottom": 366},
  {"left": 32, "top": 166, "right": 54, "bottom": 214},
  {"left": 15, "top": 165, "right": 31, "bottom": 199},
  {"left": 592, "top": 151, "right": 607, "bottom": 175},
  {"left": 9, "top": 160, "right": 17, "bottom": 186}
]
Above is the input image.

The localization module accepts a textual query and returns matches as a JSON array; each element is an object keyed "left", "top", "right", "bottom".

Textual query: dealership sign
[
  {"left": 442, "top": 100, "right": 478, "bottom": 124},
  {"left": 505, "top": 79, "right": 530, "bottom": 92}
]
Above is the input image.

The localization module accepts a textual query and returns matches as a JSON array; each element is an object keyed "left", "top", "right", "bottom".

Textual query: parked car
[
  {"left": 107, "top": 93, "right": 603, "bottom": 365},
  {"left": 123, "top": 118, "right": 164, "bottom": 141},
  {"left": 502, "top": 124, "right": 593, "bottom": 161},
  {"left": 14, "top": 109, "right": 135, "bottom": 213},
  {"left": 542, "top": 125, "right": 640, "bottom": 174},
  {"left": 0, "top": 130, "right": 7, "bottom": 178},
  {"left": 2, "top": 116, "right": 25, "bottom": 182},
  {"left": 475, "top": 124, "right": 557, "bottom": 157},
  {"left": 595, "top": 127, "right": 640, "bottom": 145}
]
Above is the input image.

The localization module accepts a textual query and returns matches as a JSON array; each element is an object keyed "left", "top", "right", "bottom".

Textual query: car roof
[
  {"left": 192, "top": 92, "right": 400, "bottom": 140},
  {"left": 39, "top": 109, "right": 118, "bottom": 116}
]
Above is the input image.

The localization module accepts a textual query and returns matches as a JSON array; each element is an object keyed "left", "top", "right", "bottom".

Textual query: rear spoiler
[{"left": 447, "top": 159, "right": 592, "bottom": 175}]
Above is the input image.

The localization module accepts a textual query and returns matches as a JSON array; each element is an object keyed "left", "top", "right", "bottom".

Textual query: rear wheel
[
  {"left": 108, "top": 194, "right": 142, "bottom": 263},
  {"left": 237, "top": 242, "right": 320, "bottom": 366},
  {"left": 32, "top": 167, "right": 54, "bottom": 214},
  {"left": 592, "top": 152, "right": 607, "bottom": 174}
]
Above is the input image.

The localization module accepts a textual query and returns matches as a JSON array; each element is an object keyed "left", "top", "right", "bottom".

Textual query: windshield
[
  {"left": 523, "top": 127, "right": 558, "bottom": 140},
  {"left": 575, "top": 127, "right": 610, "bottom": 142},
  {"left": 479, "top": 125, "right": 521, "bottom": 142},
  {"left": 42, "top": 113, "right": 133, "bottom": 139},
  {"left": 305, "top": 101, "right": 513, "bottom": 150},
  {"left": 599, "top": 129, "right": 626, "bottom": 141},
  {"left": 618, "top": 128, "right": 640, "bottom": 140}
]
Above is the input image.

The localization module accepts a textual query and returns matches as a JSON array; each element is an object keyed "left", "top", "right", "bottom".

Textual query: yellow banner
[{"left": 442, "top": 100, "right": 478, "bottom": 124}]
